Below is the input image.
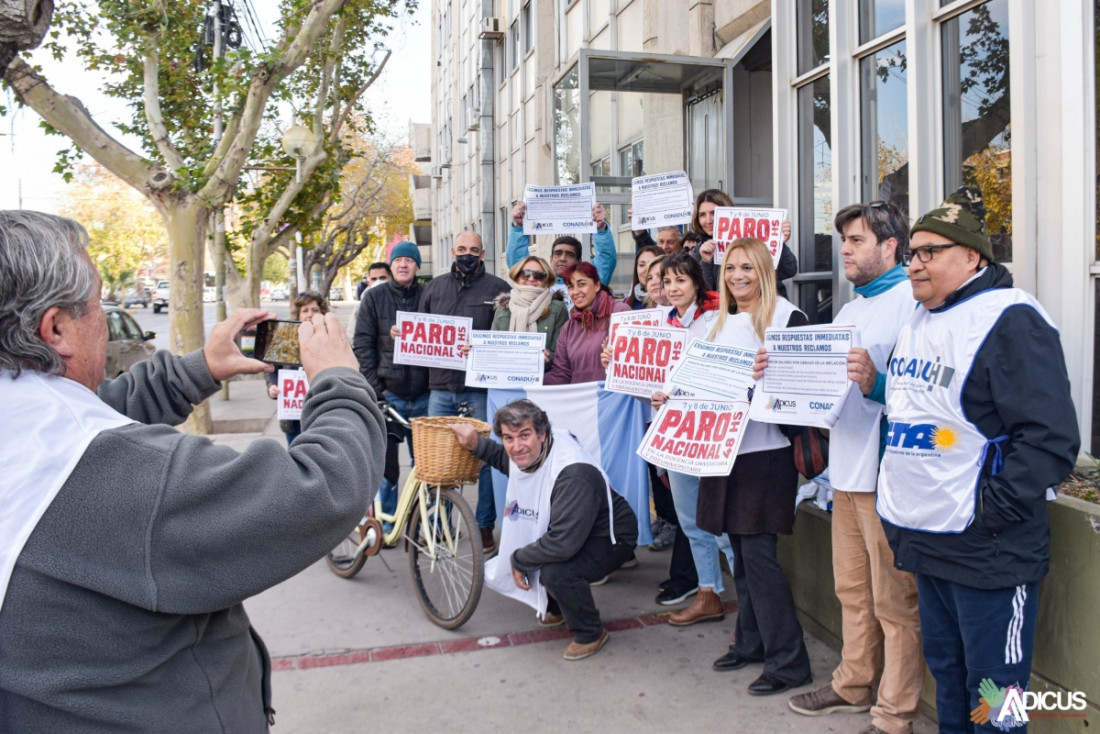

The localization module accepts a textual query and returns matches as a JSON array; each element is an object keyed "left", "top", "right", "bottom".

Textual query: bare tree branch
[
  {"left": 4, "top": 57, "right": 157, "bottom": 192},
  {"left": 142, "top": 44, "right": 184, "bottom": 171}
]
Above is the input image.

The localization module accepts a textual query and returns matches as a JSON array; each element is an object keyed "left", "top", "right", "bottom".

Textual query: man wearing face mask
[{"left": 420, "top": 231, "right": 511, "bottom": 553}]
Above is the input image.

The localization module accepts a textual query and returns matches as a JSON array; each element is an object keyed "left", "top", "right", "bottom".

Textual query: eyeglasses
[
  {"left": 518, "top": 269, "right": 548, "bottom": 282},
  {"left": 908, "top": 243, "right": 959, "bottom": 264}
]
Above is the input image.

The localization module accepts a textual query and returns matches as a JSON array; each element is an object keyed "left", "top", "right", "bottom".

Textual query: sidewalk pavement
[{"left": 206, "top": 389, "right": 938, "bottom": 734}]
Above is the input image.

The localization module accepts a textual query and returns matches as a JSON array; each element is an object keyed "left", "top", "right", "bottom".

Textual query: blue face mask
[{"left": 455, "top": 254, "right": 481, "bottom": 274}]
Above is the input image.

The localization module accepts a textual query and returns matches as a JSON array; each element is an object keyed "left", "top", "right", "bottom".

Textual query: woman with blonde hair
[
  {"left": 698, "top": 237, "right": 812, "bottom": 696},
  {"left": 491, "top": 255, "right": 568, "bottom": 369}
]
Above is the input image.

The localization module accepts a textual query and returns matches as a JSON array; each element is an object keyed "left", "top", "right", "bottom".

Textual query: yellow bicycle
[{"left": 326, "top": 405, "right": 486, "bottom": 630}]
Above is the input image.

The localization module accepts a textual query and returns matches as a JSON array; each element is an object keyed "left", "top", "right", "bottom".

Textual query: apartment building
[{"left": 426, "top": 0, "right": 1098, "bottom": 453}]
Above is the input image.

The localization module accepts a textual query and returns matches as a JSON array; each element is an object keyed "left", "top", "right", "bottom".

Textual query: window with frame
[
  {"left": 509, "top": 20, "right": 520, "bottom": 72},
  {"left": 796, "top": 74, "right": 833, "bottom": 325},
  {"left": 941, "top": 0, "right": 1012, "bottom": 263},
  {"left": 860, "top": 39, "right": 909, "bottom": 216},
  {"left": 523, "top": 2, "right": 533, "bottom": 56}
]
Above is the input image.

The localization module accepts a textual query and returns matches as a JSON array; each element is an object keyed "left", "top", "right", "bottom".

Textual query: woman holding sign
[
  {"left": 491, "top": 255, "right": 569, "bottom": 370},
  {"left": 699, "top": 237, "right": 813, "bottom": 696},
  {"left": 644, "top": 253, "right": 731, "bottom": 624},
  {"left": 689, "top": 189, "right": 798, "bottom": 296},
  {"left": 544, "top": 262, "right": 630, "bottom": 385}
]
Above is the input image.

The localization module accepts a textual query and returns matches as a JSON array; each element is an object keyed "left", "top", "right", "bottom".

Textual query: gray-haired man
[
  {"left": 450, "top": 400, "right": 637, "bottom": 660},
  {"left": 0, "top": 211, "right": 386, "bottom": 731}
]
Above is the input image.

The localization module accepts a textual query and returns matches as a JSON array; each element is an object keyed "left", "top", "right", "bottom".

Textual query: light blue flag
[{"left": 487, "top": 381, "right": 653, "bottom": 545}]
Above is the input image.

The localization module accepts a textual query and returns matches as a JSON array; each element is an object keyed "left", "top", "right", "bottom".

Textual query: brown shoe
[
  {"left": 788, "top": 684, "right": 872, "bottom": 716},
  {"left": 538, "top": 611, "right": 565, "bottom": 628},
  {"left": 668, "top": 587, "right": 724, "bottom": 626},
  {"left": 479, "top": 527, "right": 496, "bottom": 555},
  {"left": 562, "top": 629, "right": 609, "bottom": 660}
]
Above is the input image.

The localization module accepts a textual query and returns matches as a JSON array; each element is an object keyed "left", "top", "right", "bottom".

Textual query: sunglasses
[{"left": 518, "top": 269, "right": 548, "bottom": 282}]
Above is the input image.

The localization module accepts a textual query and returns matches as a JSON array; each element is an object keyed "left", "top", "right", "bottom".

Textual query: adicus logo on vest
[
  {"left": 885, "top": 422, "right": 959, "bottom": 455},
  {"left": 504, "top": 500, "right": 539, "bottom": 522}
]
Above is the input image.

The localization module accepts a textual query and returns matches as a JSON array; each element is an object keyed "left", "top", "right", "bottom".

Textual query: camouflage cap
[{"left": 910, "top": 186, "right": 993, "bottom": 262}]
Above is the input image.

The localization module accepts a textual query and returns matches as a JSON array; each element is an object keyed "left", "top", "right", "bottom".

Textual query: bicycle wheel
[
  {"left": 326, "top": 517, "right": 380, "bottom": 579},
  {"left": 406, "top": 485, "right": 484, "bottom": 629}
]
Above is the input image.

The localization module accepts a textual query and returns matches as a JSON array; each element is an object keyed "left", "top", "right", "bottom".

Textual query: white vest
[
  {"left": 0, "top": 371, "right": 134, "bottom": 611},
  {"left": 877, "top": 288, "right": 1054, "bottom": 532},
  {"left": 484, "top": 429, "right": 615, "bottom": 618},
  {"left": 708, "top": 298, "right": 799, "bottom": 454},
  {"left": 830, "top": 280, "right": 916, "bottom": 492}
]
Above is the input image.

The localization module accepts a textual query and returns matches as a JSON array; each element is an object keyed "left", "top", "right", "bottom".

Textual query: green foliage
[{"left": 262, "top": 251, "right": 289, "bottom": 282}]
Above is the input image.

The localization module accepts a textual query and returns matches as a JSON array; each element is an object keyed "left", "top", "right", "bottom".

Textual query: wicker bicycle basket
[{"left": 410, "top": 416, "right": 492, "bottom": 485}]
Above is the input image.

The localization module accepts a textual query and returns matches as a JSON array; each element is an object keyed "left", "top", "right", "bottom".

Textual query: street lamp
[{"left": 281, "top": 124, "right": 317, "bottom": 184}]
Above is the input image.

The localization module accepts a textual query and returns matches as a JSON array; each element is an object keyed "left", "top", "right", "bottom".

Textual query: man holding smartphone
[{"left": 0, "top": 210, "right": 386, "bottom": 731}]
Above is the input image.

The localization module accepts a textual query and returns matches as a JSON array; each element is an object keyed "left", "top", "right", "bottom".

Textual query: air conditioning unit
[
  {"left": 430, "top": 166, "right": 444, "bottom": 179},
  {"left": 479, "top": 17, "right": 504, "bottom": 41}
]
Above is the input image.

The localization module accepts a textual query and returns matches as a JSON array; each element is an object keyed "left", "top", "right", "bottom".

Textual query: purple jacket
[{"left": 543, "top": 298, "right": 631, "bottom": 385}]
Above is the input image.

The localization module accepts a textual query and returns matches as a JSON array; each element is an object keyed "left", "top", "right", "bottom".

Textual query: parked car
[
  {"left": 152, "top": 280, "right": 170, "bottom": 313},
  {"left": 123, "top": 287, "right": 149, "bottom": 308},
  {"left": 104, "top": 304, "right": 157, "bottom": 377},
  {"left": 271, "top": 287, "right": 289, "bottom": 301},
  {"left": 203, "top": 286, "right": 216, "bottom": 303},
  {"left": 329, "top": 287, "right": 345, "bottom": 302}
]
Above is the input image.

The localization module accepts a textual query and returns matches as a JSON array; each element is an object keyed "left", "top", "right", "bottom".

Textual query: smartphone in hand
[{"left": 252, "top": 319, "right": 303, "bottom": 366}]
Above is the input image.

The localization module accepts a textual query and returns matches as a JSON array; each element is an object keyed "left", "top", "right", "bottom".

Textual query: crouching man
[{"left": 450, "top": 400, "right": 636, "bottom": 660}]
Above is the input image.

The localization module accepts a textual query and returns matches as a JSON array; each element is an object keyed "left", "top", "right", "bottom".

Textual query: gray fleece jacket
[
  {"left": 0, "top": 351, "right": 385, "bottom": 733},
  {"left": 472, "top": 437, "right": 637, "bottom": 574}
]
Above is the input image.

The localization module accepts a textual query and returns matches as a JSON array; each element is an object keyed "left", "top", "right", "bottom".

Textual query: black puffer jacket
[
  {"left": 882, "top": 263, "right": 1080, "bottom": 589},
  {"left": 420, "top": 262, "right": 510, "bottom": 392},
  {"left": 352, "top": 279, "right": 429, "bottom": 400}
]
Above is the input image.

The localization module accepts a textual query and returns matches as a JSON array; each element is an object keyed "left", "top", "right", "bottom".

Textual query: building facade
[{"left": 428, "top": 0, "right": 1098, "bottom": 453}]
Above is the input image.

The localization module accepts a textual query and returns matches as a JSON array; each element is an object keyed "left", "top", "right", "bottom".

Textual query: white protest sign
[
  {"left": 393, "top": 311, "right": 472, "bottom": 370},
  {"left": 605, "top": 324, "right": 688, "bottom": 398},
  {"left": 637, "top": 398, "right": 750, "bottom": 477},
  {"left": 522, "top": 183, "right": 597, "bottom": 235},
  {"left": 465, "top": 330, "right": 547, "bottom": 388},
  {"left": 631, "top": 171, "right": 694, "bottom": 230},
  {"left": 748, "top": 325, "right": 860, "bottom": 429},
  {"left": 665, "top": 339, "right": 757, "bottom": 401},
  {"left": 712, "top": 207, "right": 787, "bottom": 266},
  {"left": 276, "top": 368, "right": 308, "bottom": 421},
  {"left": 607, "top": 308, "right": 666, "bottom": 348}
]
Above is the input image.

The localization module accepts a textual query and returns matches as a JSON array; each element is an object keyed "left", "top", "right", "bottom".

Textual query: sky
[{"left": 0, "top": 1, "right": 431, "bottom": 215}]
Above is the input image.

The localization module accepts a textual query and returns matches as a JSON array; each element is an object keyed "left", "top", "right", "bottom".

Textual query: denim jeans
[
  {"left": 428, "top": 389, "right": 495, "bottom": 529},
  {"left": 668, "top": 470, "right": 724, "bottom": 592},
  {"left": 378, "top": 391, "right": 429, "bottom": 522}
]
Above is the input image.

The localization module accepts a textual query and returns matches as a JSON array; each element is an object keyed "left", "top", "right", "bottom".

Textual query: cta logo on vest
[
  {"left": 504, "top": 500, "right": 539, "bottom": 522},
  {"left": 885, "top": 422, "right": 959, "bottom": 455}
]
